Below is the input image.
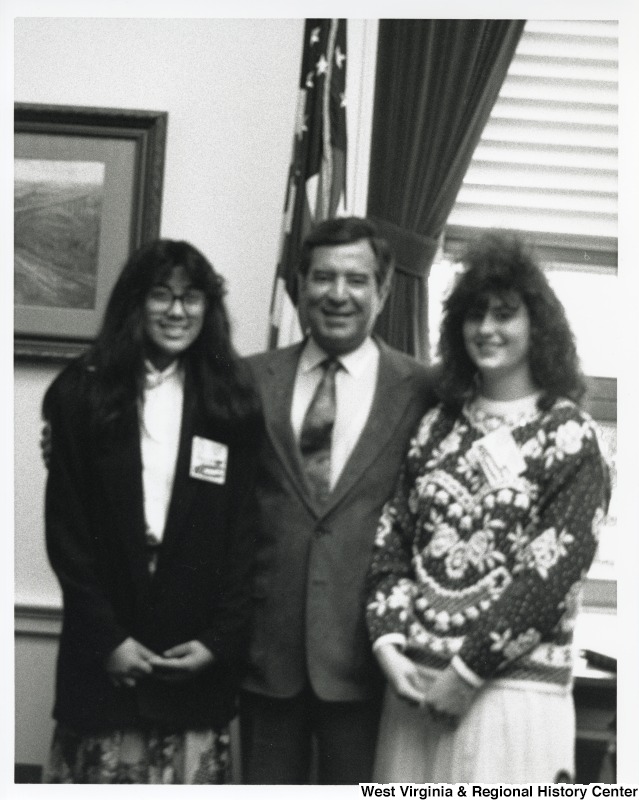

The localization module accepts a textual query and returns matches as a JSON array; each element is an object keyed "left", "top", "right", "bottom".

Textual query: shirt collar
[
  {"left": 300, "top": 336, "right": 378, "bottom": 378},
  {"left": 143, "top": 358, "right": 183, "bottom": 389}
]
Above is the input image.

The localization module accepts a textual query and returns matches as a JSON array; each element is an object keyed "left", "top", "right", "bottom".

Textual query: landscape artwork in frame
[
  {"left": 14, "top": 103, "right": 167, "bottom": 360},
  {"left": 15, "top": 157, "right": 105, "bottom": 311}
]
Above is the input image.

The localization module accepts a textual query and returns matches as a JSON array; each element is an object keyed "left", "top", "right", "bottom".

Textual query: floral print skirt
[{"left": 44, "top": 723, "right": 231, "bottom": 784}]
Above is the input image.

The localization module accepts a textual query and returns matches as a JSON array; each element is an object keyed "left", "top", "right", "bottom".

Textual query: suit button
[{"left": 314, "top": 526, "right": 329, "bottom": 538}]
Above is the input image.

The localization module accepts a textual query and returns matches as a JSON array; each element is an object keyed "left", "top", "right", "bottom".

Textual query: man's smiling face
[{"left": 299, "top": 239, "right": 390, "bottom": 356}]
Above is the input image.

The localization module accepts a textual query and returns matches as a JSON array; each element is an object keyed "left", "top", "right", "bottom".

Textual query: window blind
[{"left": 446, "top": 20, "right": 618, "bottom": 268}]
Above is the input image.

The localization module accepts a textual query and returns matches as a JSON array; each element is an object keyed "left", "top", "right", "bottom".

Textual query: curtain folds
[{"left": 367, "top": 19, "right": 525, "bottom": 360}]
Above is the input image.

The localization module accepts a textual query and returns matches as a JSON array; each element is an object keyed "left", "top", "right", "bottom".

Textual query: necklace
[{"left": 464, "top": 393, "right": 541, "bottom": 432}]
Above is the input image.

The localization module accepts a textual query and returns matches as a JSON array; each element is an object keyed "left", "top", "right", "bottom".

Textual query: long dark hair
[
  {"left": 76, "top": 239, "right": 259, "bottom": 433},
  {"left": 438, "top": 231, "right": 585, "bottom": 410}
]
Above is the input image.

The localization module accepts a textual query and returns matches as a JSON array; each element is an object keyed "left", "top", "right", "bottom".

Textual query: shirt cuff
[
  {"left": 372, "top": 633, "right": 408, "bottom": 653},
  {"left": 451, "top": 655, "right": 485, "bottom": 688}
]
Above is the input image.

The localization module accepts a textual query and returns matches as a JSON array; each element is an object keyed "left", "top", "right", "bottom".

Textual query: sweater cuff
[
  {"left": 372, "top": 633, "right": 408, "bottom": 653},
  {"left": 451, "top": 655, "right": 485, "bottom": 688}
]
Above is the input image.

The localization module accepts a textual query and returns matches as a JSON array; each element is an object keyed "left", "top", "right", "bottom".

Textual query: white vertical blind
[{"left": 446, "top": 20, "right": 618, "bottom": 267}]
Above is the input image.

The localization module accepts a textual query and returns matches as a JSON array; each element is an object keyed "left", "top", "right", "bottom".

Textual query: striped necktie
[{"left": 299, "top": 358, "right": 340, "bottom": 503}]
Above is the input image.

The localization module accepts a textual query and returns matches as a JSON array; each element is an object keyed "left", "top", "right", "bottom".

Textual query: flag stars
[
  {"left": 335, "top": 46, "right": 346, "bottom": 68},
  {"left": 316, "top": 54, "right": 329, "bottom": 76},
  {"left": 296, "top": 116, "right": 309, "bottom": 140},
  {"left": 305, "top": 71, "right": 314, "bottom": 89},
  {"left": 340, "top": 93, "right": 347, "bottom": 108},
  {"left": 310, "top": 27, "right": 320, "bottom": 46}
]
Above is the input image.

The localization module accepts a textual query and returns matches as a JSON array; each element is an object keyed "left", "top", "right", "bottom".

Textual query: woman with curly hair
[
  {"left": 42, "top": 239, "right": 262, "bottom": 783},
  {"left": 366, "top": 231, "right": 609, "bottom": 782}
]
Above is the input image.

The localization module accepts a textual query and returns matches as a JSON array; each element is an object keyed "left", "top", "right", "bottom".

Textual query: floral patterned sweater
[{"left": 365, "top": 396, "right": 609, "bottom": 690}]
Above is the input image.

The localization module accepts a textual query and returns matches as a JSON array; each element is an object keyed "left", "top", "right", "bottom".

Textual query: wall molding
[{"left": 15, "top": 603, "right": 62, "bottom": 637}]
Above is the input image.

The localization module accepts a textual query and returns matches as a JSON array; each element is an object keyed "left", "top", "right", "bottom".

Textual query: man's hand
[
  {"left": 374, "top": 642, "right": 433, "bottom": 706},
  {"left": 148, "top": 640, "right": 215, "bottom": 682},
  {"left": 105, "top": 637, "right": 157, "bottom": 688}
]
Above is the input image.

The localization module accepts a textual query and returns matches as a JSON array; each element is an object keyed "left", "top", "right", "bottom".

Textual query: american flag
[{"left": 268, "top": 19, "right": 348, "bottom": 348}]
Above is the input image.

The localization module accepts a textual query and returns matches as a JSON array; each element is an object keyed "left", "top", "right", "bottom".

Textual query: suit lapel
[
  {"left": 259, "top": 341, "right": 421, "bottom": 518},
  {"left": 259, "top": 344, "right": 321, "bottom": 516},
  {"left": 323, "top": 341, "right": 417, "bottom": 514}
]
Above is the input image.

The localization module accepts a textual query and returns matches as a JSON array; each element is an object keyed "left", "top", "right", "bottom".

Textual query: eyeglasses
[{"left": 146, "top": 286, "right": 206, "bottom": 314}]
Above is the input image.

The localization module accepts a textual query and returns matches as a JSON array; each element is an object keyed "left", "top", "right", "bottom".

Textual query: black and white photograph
[{"left": 4, "top": 1, "right": 637, "bottom": 795}]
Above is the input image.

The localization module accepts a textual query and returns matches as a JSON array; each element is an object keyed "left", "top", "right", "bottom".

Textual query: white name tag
[
  {"left": 189, "top": 436, "right": 228, "bottom": 485},
  {"left": 469, "top": 427, "right": 526, "bottom": 488}
]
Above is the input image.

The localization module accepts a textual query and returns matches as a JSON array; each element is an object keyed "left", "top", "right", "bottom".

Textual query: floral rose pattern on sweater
[{"left": 365, "top": 398, "right": 609, "bottom": 687}]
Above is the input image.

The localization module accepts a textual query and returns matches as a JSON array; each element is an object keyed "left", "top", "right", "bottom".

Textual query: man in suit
[{"left": 240, "top": 216, "right": 440, "bottom": 784}]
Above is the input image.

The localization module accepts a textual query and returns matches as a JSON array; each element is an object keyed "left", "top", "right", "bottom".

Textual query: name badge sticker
[
  {"left": 190, "top": 436, "right": 228, "bottom": 485},
  {"left": 469, "top": 427, "right": 526, "bottom": 488}
]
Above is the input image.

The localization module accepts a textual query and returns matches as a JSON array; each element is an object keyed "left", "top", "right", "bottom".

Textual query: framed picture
[{"left": 14, "top": 103, "right": 168, "bottom": 360}]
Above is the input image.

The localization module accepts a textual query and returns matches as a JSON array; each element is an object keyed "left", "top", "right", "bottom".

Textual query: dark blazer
[
  {"left": 242, "top": 338, "right": 439, "bottom": 702},
  {"left": 44, "top": 360, "right": 261, "bottom": 732}
]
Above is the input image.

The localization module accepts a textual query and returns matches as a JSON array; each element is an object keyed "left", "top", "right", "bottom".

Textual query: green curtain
[{"left": 368, "top": 19, "right": 525, "bottom": 360}]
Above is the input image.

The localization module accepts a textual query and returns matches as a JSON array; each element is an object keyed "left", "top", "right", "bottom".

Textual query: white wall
[{"left": 15, "top": 364, "right": 61, "bottom": 607}]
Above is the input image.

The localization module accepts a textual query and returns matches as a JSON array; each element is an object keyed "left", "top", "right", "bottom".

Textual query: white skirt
[{"left": 373, "top": 679, "right": 575, "bottom": 784}]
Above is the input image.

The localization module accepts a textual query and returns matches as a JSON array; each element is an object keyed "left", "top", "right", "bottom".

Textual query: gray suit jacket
[{"left": 243, "top": 338, "right": 439, "bottom": 702}]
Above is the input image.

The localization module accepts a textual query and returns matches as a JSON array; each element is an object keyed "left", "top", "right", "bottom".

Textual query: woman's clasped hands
[
  {"left": 105, "top": 637, "right": 214, "bottom": 688},
  {"left": 375, "top": 642, "right": 478, "bottom": 726}
]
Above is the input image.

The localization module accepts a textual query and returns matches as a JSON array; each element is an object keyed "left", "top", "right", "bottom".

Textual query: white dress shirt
[
  {"left": 291, "top": 337, "right": 380, "bottom": 490},
  {"left": 139, "top": 359, "right": 185, "bottom": 542}
]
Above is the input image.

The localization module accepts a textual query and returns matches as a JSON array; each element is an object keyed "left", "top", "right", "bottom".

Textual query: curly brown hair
[{"left": 438, "top": 231, "right": 585, "bottom": 410}]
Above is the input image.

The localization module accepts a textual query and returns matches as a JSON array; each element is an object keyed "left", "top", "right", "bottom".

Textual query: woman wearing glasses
[{"left": 42, "top": 239, "right": 262, "bottom": 783}]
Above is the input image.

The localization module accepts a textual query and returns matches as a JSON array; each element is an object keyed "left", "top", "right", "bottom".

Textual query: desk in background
[{"left": 573, "top": 610, "right": 617, "bottom": 783}]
